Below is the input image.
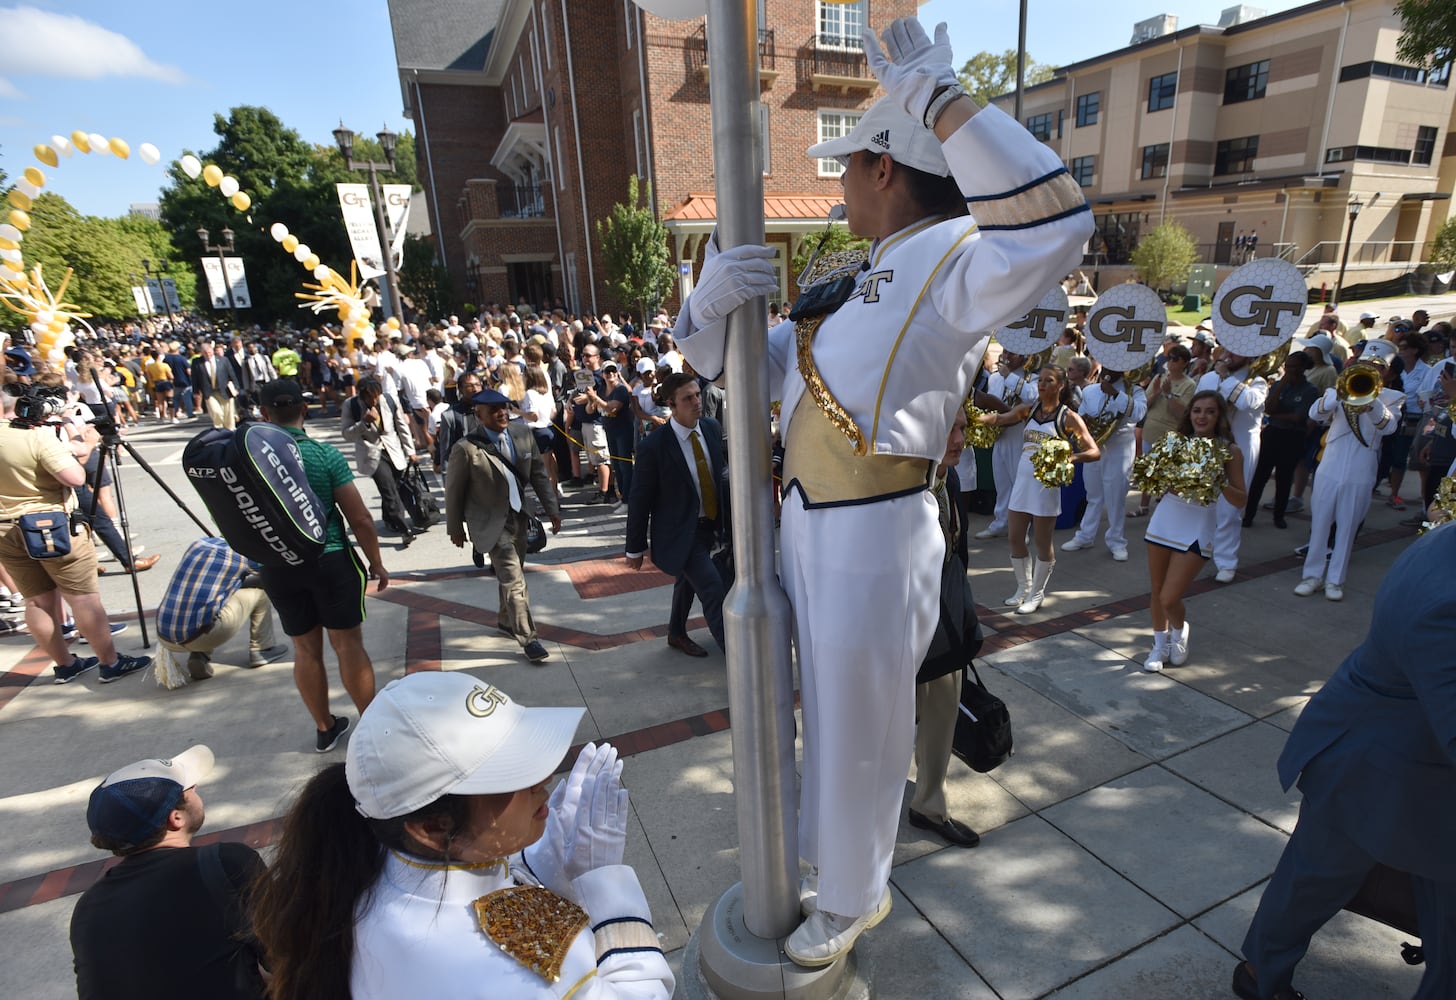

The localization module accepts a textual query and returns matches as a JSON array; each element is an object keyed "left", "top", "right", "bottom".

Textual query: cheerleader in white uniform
[
  {"left": 1142, "top": 390, "right": 1247, "bottom": 671},
  {"left": 979, "top": 365, "right": 1099, "bottom": 614}
]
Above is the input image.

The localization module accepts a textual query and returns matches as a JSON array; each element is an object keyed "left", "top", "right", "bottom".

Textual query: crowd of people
[{"left": 2, "top": 15, "right": 1452, "bottom": 1000}]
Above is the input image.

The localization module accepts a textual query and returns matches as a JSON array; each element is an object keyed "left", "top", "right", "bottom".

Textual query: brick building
[
  {"left": 388, "top": 0, "right": 915, "bottom": 319},
  {"left": 989, "top": 0, "right": 1456, "bottom": 291}
]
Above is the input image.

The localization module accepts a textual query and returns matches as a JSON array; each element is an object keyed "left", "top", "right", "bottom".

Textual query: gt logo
[
  {"left": 1087, "top": 306, "right": 1163, "bottom": 353},
  {"left": 850, "top": 269, "right": 894, "bottom": 303},
  {"left": 1004, "top": 307, "right": 1065, "bottom": 341},
  {"left": 466, "top": 684, "right": 508, "bottom": 718},
  {"left": 1217, "top": 285, "right": 1302, "bottom": 338}
]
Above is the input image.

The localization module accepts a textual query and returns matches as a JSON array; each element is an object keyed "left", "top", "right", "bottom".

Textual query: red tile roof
[{"left": 664, "top": 193, "right": 842, "bottom": 222}]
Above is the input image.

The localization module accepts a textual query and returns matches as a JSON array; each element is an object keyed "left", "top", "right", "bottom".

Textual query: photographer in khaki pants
[{"left": 0, "top": 379, "right": 150, "bottom": 683}]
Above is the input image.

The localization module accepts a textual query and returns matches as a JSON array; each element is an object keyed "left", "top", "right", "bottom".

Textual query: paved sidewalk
[{"left": 0, "top": 348, "right": 1442, "bottom": 997}]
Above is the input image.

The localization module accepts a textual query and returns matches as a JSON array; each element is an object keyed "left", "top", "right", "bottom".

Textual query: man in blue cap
[{"left": 445, "top": 387, "right": 561, "bottom": 663}]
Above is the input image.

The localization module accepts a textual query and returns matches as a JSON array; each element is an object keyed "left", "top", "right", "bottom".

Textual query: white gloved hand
[
  {"left": 688, "top": 244, "right": 778, "bottom": 330},
  {"left": 564, "top": 743, "right": 629, "bottom": 878},
  {"left": 541, "top": 741, "right": 598, "bottom": 868},
  {"left": 1322, "top": 387, "right": 1339, "bottom": 410},
  {"left": 863, "top": 18, "right": 958, "bottom": 124}
]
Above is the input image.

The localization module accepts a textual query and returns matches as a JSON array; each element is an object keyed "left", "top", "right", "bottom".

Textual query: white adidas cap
[
  {"left": 806, "top": 97, "right": 951, "bottom": 178},
  {"left": 346, "top": 672, "right": 583, "bottom": 820}
]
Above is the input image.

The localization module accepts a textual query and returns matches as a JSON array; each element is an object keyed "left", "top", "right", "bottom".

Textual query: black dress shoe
[
  {"left": 667, "top": 634, "right": 709, "bottom": 657},
  {"left": 1273, "top": 515, "right": 1288, "bottom": 529},
  {"left": 472, "top": 548, "right": 485, "bottom": 568},
  {"left": 907, "top": 810, "right": 981, "bottom": 847},
  {"left": 1231, "top": 960, "right": 1306, "bottom": 1000}
]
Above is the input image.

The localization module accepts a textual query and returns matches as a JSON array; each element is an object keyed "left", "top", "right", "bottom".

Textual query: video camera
[{"left": 6, "top": 383, "right": 69, "bottom": 428}]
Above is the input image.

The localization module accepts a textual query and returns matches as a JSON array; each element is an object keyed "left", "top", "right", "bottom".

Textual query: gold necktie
[{"left": 690, "top": 429, "right": 718, "bottom": 520}]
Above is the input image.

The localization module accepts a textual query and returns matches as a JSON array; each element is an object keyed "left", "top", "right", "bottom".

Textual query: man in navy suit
[
  {"left": 191, "top": 338, "right": 241, "bottom": 430},
  {"left": 624, "top": 372, "right": 726, "bottom": 657},
  {"left": 1235, "top": 526, "right": 1456, "bottom": 1000}
]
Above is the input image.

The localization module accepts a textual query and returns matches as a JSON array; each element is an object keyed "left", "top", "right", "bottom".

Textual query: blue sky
[{"left": 2, "top": 1, "right": 1307, "bottom": 218}]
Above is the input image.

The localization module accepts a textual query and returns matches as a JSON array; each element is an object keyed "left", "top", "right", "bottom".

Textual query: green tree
[
  {"left": 596, "top": 176, "right": 675, "bottom": 322},
  {"left": 790, "top": 224, "right": 869, "bottom": 282},
  {"left": 1429, "top": 216, "right": 1456, "bottom": 270},
  {"left": 1129, "top": 220, "right": 1199, "bottom": 294},
  {"left": 397, "top": 233, "right": 452, "bottom": 320},
  {"left": 1396, "top": 0, "right": 1456, "bottom": 68},
  {"left": 957, "top": 49, "right": 1055, "bottom": 107}
]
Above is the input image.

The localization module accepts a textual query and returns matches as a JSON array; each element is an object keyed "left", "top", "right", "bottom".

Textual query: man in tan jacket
[{"left": 445, "top": 388, "right": 561, "bottom": 663}]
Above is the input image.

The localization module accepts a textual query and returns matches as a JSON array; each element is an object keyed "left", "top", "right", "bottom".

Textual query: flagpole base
[{"left": 680, "top": 883, "right": 873, "bottom": 1000}]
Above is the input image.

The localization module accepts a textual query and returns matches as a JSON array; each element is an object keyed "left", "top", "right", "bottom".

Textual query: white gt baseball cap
[{"left": 806, "top": 97, "right": 951, "bottom": 178}]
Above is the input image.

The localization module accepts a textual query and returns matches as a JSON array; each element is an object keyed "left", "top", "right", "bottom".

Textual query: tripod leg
[
  {"left": 118, "top": 440, "right": 215, "bottom": 537},
  {"left": 104, "top": 444, "right": 151, "bottom": 648}
]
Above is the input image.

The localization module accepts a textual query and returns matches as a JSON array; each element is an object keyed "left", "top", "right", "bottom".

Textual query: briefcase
[{"left": 1343, "top": 864, "right": 1424, "bottom": 966}]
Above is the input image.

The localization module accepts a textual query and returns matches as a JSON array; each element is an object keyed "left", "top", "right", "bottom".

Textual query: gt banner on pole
[
  {"left": 143, "top": 279, "right": 164, "bottom": 314},
  {"left": 383, "top": 183, "right": 412, "bottom": 270},
  {"left": 337, "top": 182, "right": 387, "bottom": 279},
  {"left": 201, "top": 258, "right": 252, "bottom": 309},
  {"left": 161, "top": 277, "right": 181, "bottom": 313},
  {"left": 224, "top": 257, "right": 251, "bottom": 309},
  {"left": 132, "top": 286, "right": 152, "bottom": 315},
  {"left": 201, "top": 258, "right": 227, "bottom": 308}
]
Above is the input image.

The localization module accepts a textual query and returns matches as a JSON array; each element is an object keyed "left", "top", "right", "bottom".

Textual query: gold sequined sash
[
  {"left": 794, "top": 311, "right": 868, "bottom": 456},
  {"left": 782, "top": 397, "right": 933, "bottom": 505}
]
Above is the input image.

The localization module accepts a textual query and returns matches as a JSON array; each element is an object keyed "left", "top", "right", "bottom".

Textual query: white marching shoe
[
  {"left": 784, "top": 889, "right": 892, "bottom": 968},
  {"left": 1016, "top": 559, "right": 1054, "bottom": 614},
  {"left": 1143, "top": 631, "right": 1169, "bottom": 672},
  {"left": 1168, "top": 622, "right": 1190, "bottom": 666},
  {"left": 1061, "top": 537, "right": 1093, "bottom": 551},
  {"left": 799, "top": 869, "right": 819, "bottom": 915},
  {"left": 1293, "top": 576, "right": 1324, "bottom": 597},
  {"left": 1004, "top": 556, "right": 1031, "bottom": 606}
]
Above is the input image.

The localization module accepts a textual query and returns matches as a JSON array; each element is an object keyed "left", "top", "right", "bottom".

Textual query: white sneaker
[
  {"left": 784, "top": 890, "right": 892, "bottom": 968},
  {"left": 799, "top": 870, "right": 819, "bottom": 916},
  {"left": 1062, "top": 537, "right": 1093, "bottom": 551},
  {"left": 1214, "top": 568, "right": 1237, "bottom": 584},
  {"left": 1110, "top": 547, "right": 1129, "bottom": 562},
  {"left": 974, "top": 526, "right": 1006, "bottom": 540},
  {"left": 1324, "top": 583, "right": 1344, "bottom": 601},
  {"left": 1293, "top": 577, "right": 1324, "bottom": 597},
  {"left": 1143, "top": 633, "right": 1169, "bottom": 672},
  {"left": 1169, "top": 622, "right": 1190, "bottom": 666}
]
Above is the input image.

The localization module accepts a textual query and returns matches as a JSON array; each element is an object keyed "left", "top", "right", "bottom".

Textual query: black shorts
[
  {"left": 259, "top": 548, "right": 368, "bottom": 636},
  {"left": 151, "top": 380, "right": 173, "bottom": 393}
]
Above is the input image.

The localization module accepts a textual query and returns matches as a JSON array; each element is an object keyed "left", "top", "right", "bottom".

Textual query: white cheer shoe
[
  {"left": 784, "top": 889, "right": 892, "bottom": 968},
  {"left": 1168, "top": 622, "right": 1190, "bottom": 666},
  {"left": 1143, "top": 632, "right": 1168, "bottom": 672}
]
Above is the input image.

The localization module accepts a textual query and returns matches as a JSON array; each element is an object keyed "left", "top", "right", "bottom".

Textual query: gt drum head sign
[
  {"left": 1083, "top": 284, "right": 1166, "bottom": 373},
  {"left": 995, "top": 286, "right": 1069, "bottom": 356},
  {"left": 1211, "top": 258, "right": 1305, "bottom": 358}
]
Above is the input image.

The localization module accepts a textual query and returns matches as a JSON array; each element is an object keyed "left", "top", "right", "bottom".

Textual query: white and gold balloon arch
[{"left": 0, "top": 130, "right": 399, "bottom": 363}]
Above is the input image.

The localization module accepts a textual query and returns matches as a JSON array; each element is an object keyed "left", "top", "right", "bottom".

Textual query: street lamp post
[
  {"left": 196, "top": 227, "right": 239, "bottom": 333},
  {"left": 1333, "top": 196, "right": 1362, "bottom": 305},
  {"left": 333, "top": 123, "right": 403, "bottom": 322},
  {"left": 141, "top": 258, "right": 177, "bottom": 332}
]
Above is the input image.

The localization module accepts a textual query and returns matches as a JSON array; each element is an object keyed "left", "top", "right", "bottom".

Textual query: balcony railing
[
  {"left": 1292, "top": 240, "right": 1423, "bottom": 268},
  {"left": 685, "top": 26, "right": 777, "bottom": 78},
  {"left": 810, "top": 34, "right": 872, "bottom": 81},
  {"left": 499, "top": 183, "right": 546, "bottom": 220}
]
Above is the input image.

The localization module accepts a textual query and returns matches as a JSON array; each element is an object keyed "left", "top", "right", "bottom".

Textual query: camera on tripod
[{"left": 6, "top": 383, "right": 69, "bottom": 428}]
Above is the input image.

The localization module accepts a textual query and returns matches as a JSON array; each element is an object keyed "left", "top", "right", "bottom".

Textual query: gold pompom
[
  {"left": 1132, "top": 432, "right": 1230, "bottom": 505},
  {"left": 1419, "top": 476, "right": 1456, "bottom": 534},
  {"left": 1031, "top": 437, "right": 1074, "bottom": 487},
  {"left": 963, "top": 403, "right": 1003, "bottom": 449}
]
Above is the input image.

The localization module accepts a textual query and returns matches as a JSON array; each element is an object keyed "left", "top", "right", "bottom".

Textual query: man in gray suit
[
  {"left": 1235, "top": 527, "right": 1456, "bottom": 1000},
  {"left": 624, "top": 372, "right": 727, "bottom": 657},
  {"left": 445, "top": 388, "right": 561, "bottom": 663},
  {"left": 341, "top": 376, "right": 419, "bottom": 544}
]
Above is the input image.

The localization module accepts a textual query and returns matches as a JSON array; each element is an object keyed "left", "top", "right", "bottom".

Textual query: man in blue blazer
[
  {"left": 624, "top": 372, "right": 727, "bottom": 657},
  {"left": 1235, "top": 526, "right": 1456, "bottom": 1000}
]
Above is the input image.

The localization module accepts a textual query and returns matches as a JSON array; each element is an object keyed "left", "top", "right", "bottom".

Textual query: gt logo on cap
[{"left": 467, "top": 685, "right": 509, "bottom": 718}]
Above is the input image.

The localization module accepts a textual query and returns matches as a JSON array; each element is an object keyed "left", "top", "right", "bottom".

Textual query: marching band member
[
  {"left": 1293, "top": 340, "right": 1402, "bottom": 601},
  {"left": 1198, "top": 350, "right": 1268, "bottom": 582},
  {"left": 976, "top": 350, "right": 1037, "bottom": 542},
  {"left": 1064, "top": 370, "right": 1146, "bottom": 561},
  {"left": 670, "top": 16, "right": 1091, "bottom": 966}
]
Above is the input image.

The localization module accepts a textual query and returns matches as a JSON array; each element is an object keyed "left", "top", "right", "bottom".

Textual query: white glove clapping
[
  {"left": 564, "top": 743, "right": 629, "bottom": 879},
  {"left": 542, "top": 741, "right": 599, "bottom": 867},
  {"left": 688, "top": 244, "right": 778, "bottom": 330},
  {"left": 863, "top": 18, "right": 958, "bottom": 124}
]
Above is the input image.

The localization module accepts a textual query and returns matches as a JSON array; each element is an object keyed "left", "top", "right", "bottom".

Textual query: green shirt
[
  {"left": 272, "top": 348, "right": 301, "bottom": 377},
  {"left": 278, "top": 425, "right": 353, "bottom": 553}
]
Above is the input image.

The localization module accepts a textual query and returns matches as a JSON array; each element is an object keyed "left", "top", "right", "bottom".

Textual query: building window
[
  {"left": 1093, "top": 212, "right": 1142, "bottom": 265},
  {"left": 1057, "top": 109, "right": 1065, "bottom": 139},
  {"left": 1414, "top": 125, "right": 1438, "bottom": 166},
  {"left": 759, "top": 104, "right": 771, "bottom": 176},
  {"left": 542, "top": 2, "right": 553, "bottom": 70},
  {"left": 1148, "top": 71, "right": 1178, "bottom": 112},
  {"left": 817, "top": 0, "right": 865, "bottom": 50},
  {"left": 1070, "top": 156, "right": 1095, "bottom": 186},
  {"left": 817, "top": 109, "right": 863, "bottom": 176},
  {"left": 1026, "top": 113, "right": 1053, "bottom": 140},
  {"left": 1076, "top": 91, "right": 1100, "bottom": 127},
  {"left": 623, "top": 0, "right": 635, "bottom": 49},
  {"left": 1215, "top": 135, "right": 1259, "bottom": 175},
  {"left": 1325, "top": 145, "right": 1413, "bottom": 165},
  {"left": 1224, "top": 60, "right": 1269, "bottom": 104},
  {"left": 1340, "top": 60, "right": 1450, "bottom": 86},
  {"left": 633, "top": 109, "right": 645, "bottom": 178},
  {"left": 555, "top": 126, "right": 565, "bottom": 190},
  {"left": 1141, "top": 143, "right": 1169, "bottom": 179}
]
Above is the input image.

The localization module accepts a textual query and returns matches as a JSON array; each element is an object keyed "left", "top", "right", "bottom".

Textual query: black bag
[
  {"left": 398, "top": 459, "right": 442, "bottom": 529},
  {"left": 183, "top": 424, "right": 328, "bottom": 567},
  {"left": 920, "top": 552, "right": 984, "bottom": 683},
  {"left": 17, "top": 511, "right": 72, "bottom": 559},
  {"left": 466, "top": 429, "right": 548, "bottom": 554},
  {"left": 1344, "top": 863, "right": 1425, "bottom": 966},
  {"left": 952, "top": 661, "right": 1013, "bottom": 773},
  {"left": 524, "top": 513, "right": 548, "bottom": 554}
]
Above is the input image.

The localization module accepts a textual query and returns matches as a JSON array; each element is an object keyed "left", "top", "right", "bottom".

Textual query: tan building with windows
[
  {"left": 992, "top": 0, "right": 1455, "bottom": 292},
  {"left": 388, "top": 0, "right": 913, "bottom": 318}
]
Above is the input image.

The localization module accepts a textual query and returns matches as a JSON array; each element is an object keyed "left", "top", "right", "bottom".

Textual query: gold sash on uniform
[{"left": 782, "top": 397, "right": 933, "bottom": 505}]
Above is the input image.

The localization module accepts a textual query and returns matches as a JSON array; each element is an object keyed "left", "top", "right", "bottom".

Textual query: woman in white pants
[{"left": 1065, "top": 371, "right": 1146, "bottom": 561}]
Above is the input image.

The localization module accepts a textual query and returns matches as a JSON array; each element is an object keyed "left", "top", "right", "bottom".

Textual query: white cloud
[
  {"left": 0, "top": 77, "right": 24, "bottom": 99},
  {"left": 1, "top": 6, "right": 185, "bottom": 85}
]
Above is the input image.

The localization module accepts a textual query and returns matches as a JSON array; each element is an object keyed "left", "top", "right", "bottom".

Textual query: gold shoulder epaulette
[
  {"left": 801, "top": 247, "right": 869, "bottom": 288},
  {"left": 474, "top": 885, "right": 589, "bottom": 983}
]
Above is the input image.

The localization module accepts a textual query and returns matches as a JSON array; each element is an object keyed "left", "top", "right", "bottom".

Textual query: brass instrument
[
  {"left": 1084, "top": 410, "right": 1121, "bottom": 446},
  {"left": 1247, "top": 340, "right": 1292, "bottom": 382},
  {"left": 1336, "top": 359, "right": 1387, "bottom": 447}
]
